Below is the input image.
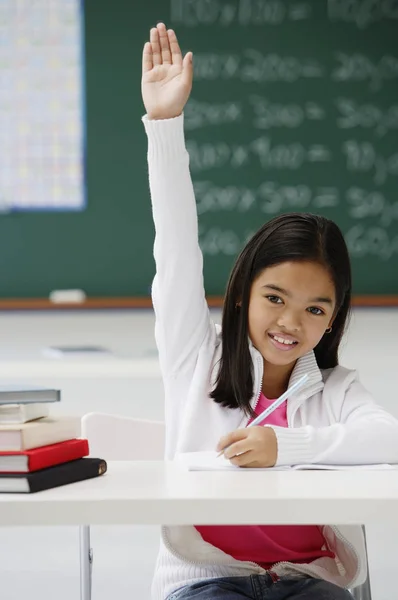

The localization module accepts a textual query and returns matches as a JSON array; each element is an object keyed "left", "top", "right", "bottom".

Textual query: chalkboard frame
[{"left": 0, "top": 295, "right": 396, "bottom": 310}]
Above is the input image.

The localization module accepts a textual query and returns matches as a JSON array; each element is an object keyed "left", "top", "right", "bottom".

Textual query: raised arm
[{"left": 142, "top": 24, "right": 211, "bottom": 376}]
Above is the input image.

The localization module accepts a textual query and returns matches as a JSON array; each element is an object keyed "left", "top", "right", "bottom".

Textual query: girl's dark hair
[{"left": 210, "top": 212, "right": 352, "bottom": 414}]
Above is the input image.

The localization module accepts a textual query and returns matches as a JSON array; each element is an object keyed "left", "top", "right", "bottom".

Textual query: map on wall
[{"left": 0, "top": 0, "right": 85, "bottom": 212}]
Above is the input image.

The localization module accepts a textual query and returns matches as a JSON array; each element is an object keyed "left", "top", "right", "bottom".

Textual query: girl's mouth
[{"left": 268, "top": 333, "right": 299, "bottom": 352}]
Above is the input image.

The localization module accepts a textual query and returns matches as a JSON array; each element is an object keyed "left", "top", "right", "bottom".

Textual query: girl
[{"left": 141, "top": 22, "right": 398, "bottom": 600}]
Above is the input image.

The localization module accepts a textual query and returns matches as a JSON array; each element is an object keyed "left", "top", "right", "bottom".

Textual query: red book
[{"left": 0, "top": 438, "right": 89, "bottom": 473}]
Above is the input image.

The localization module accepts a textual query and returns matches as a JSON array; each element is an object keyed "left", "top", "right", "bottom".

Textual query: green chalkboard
[{"left": 1, "top": 0, "right": 398, "bottom": 301}]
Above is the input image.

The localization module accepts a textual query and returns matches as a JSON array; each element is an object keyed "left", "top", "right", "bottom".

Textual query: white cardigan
[{"left": 143, "top": 114, "right": 398, "bottom": 600}]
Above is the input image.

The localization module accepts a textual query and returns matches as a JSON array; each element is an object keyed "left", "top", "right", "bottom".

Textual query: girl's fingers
[
  {"left": 167, "top": 29, "right": 182, "bottom": 65},
  {"left": 217, "top": 428, "right": 248, "bottom": 452},
  {"left": 224, "top": 440, "right": 252, "bottom": 460},
  {"left": 229, "top": 450, "right": 255, "bottom": 467},
  {"left": 150, "top": 27, "right": 161, "bottom": 65},
  {"left": 142, "top": 42, "right": 153, "bottom": 73},
  {"left": 157, "top": 23, "right": 171, "bottom": 64}
]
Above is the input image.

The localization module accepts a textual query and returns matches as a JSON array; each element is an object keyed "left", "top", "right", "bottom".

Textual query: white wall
[{"left": 0, "top": 308, "right": 397, "bottom": 600}]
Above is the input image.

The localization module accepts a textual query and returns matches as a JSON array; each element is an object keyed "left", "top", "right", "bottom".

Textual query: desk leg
[
  {"left": 351, "top": 525, "right": 372, "bottom": 600},
  {"left": 79, "top": 525, "right": 93, "bottom": 600}
]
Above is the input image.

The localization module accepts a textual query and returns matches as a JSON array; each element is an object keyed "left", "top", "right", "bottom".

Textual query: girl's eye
[
  {"left": 266, "top": 295, "right": 283, "bottom": 304},
  {"left": 307, "top": 306, "right": 324, "bottom": 315}
]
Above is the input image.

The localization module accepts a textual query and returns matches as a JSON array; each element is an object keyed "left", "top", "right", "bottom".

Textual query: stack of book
[{"left": 0, "top": 385, "right": 106, "bottom": 493}]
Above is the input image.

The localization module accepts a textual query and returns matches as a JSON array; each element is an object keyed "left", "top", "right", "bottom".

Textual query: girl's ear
[
  {"left": 329, "top": 310, "right": 337, "bottom": 327},
  {"left": 325, "top": 316, "right": 335, "bottom": 333},
  {"left": 329, "top": 304, "right": 339, "bottom": 327}
]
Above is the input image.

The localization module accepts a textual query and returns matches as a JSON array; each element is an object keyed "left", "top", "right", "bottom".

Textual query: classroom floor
[{"left": 0, "top": 308, "right": 397, "bottom": 600}]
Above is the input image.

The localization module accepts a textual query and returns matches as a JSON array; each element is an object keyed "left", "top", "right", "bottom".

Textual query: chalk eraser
[{"left": 49, "top": 289, "right": 87, "bottom": 303}]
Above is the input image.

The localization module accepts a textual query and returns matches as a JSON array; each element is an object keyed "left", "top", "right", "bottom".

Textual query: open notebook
[{"left": 175, "top": 451, "right": 397, "bottom": 472}]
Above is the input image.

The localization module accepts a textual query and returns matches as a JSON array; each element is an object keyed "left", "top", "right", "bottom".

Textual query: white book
[
  {"left": 175, "top": 451, "right": 397, "bottom": 472},
  {"left": 0, "top": 403, "right": 49, "bottom": 424},
  {"left": 0, "top": 416, "right": 80, "bottom": 451}
]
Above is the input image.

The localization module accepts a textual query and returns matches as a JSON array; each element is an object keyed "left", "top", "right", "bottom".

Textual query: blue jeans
[{"left": 167, "top": 573, "right": 354, "bottom": 600}]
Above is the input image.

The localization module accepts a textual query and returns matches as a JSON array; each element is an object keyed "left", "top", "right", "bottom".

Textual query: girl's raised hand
[{"left": 141, "top": 23, "right": 193, "bottom": 120}]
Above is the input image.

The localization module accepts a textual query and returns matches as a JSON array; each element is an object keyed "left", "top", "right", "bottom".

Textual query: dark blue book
[{"left": 0, "top": 385, "right": 61, "bottom": 405}]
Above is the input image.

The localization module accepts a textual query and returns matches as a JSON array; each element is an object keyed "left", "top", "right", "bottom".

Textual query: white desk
[{"left": 1, "top": 461, "right": 398, "bottom": 527}]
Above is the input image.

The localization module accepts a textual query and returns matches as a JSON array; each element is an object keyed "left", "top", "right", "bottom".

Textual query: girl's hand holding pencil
[
  {"left": 216, "top": 426, "right": 278, "bottom": 468},
  {"left": 216, "top": 374, "right": 309, "bottom": 467}
]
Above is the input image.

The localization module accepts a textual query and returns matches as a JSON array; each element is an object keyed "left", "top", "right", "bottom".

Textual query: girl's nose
[{"left": 276, "top": 310, "right": 301, "bottom": 332}]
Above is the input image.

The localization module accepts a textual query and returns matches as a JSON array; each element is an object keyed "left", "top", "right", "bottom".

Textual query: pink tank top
[{"left": 195, "top": 392, "right": 335, "bottom": 569}]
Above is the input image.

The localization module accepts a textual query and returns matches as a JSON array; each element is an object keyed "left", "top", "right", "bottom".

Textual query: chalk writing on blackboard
[
  {"left": 199, "top": 224, "right": 398, "bottom": 260},
  {"left": 170, "top": 0, "right": 313, "bottom": 27}
]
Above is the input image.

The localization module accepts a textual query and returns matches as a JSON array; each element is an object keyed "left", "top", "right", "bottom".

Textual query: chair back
[{"left": 81, "top": 412, "right": 165, "bottom": 460}]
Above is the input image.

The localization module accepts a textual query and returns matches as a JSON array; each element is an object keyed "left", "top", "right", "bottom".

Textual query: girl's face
[{"left": 248, "top": 261, "right": 336, "bottom": 368}]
